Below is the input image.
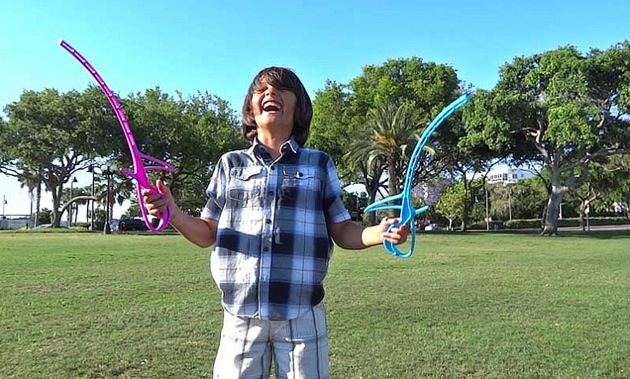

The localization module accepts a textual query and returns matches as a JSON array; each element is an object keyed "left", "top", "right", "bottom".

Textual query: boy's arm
[
  {"left": 329, "top": 218, "right": 409, "bottom": 250},
  {"left": 169, "top": 208, "right": 218, "bottom": 248},
  {"left": 143, "top": 180, "right": 218, "bottom": 248}
]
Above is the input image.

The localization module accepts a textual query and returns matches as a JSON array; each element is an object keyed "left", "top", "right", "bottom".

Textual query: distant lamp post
[
  {"left": 504, "top": 182, "right": 513, "bottom": 221},
  {"left": 2, "top": 194, "right": 6, "bottom": 219},
  {"left": 87, "top": 163, "right": 96, "bottom": 230},
  {"left": 102, "top": 163, "right": 116, "bottom": 235},
  {"left": 68, "top": 177, "right": 78, "bottom": 227},
  {"left": 508, "top": 186, "right": 512, "bottom": 221},
  {"left": 485, "top": 185, "right": 490, "bottom": 231}
]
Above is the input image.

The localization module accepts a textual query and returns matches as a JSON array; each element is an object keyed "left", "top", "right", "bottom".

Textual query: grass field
[{"left": 1, "top": 230, "right": 629, "bottom": 378}]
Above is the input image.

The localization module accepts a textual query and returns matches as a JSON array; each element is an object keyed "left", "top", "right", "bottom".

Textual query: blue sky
[{"left": 1, "top": 0, "right": 629, "bottom": 217}]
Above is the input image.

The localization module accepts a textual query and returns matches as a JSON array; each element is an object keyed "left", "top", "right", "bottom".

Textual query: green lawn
[{"left": 1, "top": 231, "right": 629, "bottom": 378}]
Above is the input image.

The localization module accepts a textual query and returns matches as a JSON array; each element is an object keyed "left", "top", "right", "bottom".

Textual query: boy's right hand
[{"left": 142, "top": 180, "right": 174, "bottom": 220}]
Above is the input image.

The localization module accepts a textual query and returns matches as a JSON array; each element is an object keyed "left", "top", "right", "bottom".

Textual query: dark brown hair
[{"left": 241, "top": 67, "right": 313, "bottom": 146}]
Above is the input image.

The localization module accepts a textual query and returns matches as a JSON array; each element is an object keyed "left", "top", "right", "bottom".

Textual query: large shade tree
[
  {"left": 462, "top": 42, "right": 630, "bottom": 235},
  {"left": 123, "top": 88, "right": 244, "bottom": 214},
  {"left": 0, "top": 87, "right": 119, "bottom": 227},
  {"left": 1, "top": 86, "right": 242, "bottom": 227}
]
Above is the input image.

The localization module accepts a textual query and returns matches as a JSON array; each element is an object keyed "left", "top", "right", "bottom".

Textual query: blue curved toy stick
[{"left": 364, "top": 94, "right": 471, "bottom": 257}]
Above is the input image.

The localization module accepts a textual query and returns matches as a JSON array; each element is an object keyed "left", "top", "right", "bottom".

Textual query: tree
[
  {"left": 17, "top": 168, "right": 43, "bottom": 227},
  {"left": 123, "top": 88, "right": 244, "bottom": 214},
  {"left": 309, "top": 81, "right": 352, "bottom": 172},
  {"left": 310, "top": 57, "right": 463, "bottom": 223},
  {"left": 435, "top": 181, "right": 467, "bottom": 230},
  {"left": 1, "top": 85, "right": 242, "bottom": 227},
  {"left": 350, "top": 103, "right": 420, "bottom": 217},
  {"left": 509, "top": 176, "right": 549, "bottom": 220},
  {"left": 463, "top": 43, "right": 630, "bottom": 235},
  {"left": 567, "top": 154, "right": 630, "bottom": 227},
  {"left": 0, "top": 87, "right": 120, "bottom": 227},
  {"left": 603, "top": 155, "right": 630, "bottom": 218}
]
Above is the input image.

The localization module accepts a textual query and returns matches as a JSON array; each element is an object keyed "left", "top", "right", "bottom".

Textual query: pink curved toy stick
[{"left": 59, "top": 39, "right": 175, "bottom": 231}]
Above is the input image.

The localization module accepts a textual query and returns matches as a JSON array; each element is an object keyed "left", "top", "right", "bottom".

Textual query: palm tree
[
  {"left": 18, "top": 168, "right": 43, "bottom": 228},
  {"left": 347, "top": 103, "right": 419, "bottom": 219}
]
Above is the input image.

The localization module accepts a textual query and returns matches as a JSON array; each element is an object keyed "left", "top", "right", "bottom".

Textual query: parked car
[
  {"left": 425, "top": 223, "right": 441, "bottom": 231},
  {"left": 32, "top": 222, "right": 68, "bottom": 229},
  {"left": 33, "top": 224, "right": 53, "bottom": 230},
  {"left": 118, "top": 218, "right": 147, "bottom": 232}
]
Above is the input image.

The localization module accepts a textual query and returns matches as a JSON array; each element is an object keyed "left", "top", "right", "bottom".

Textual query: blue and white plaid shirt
[{"left": 201, "top": 138, "right": 351, "bottom": 321}]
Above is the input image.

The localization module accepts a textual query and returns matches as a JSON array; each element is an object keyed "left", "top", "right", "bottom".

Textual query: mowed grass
[{"left": 1, "top": 231, "right": 629, "bottom": 378}]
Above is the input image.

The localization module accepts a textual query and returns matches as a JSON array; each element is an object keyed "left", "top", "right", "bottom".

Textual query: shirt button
[
  {"left": 270, "top": 166, "right": 276, "bottom": 170},
  {"left": 265, "top": 219, "right": 272, "bottom": 224}
]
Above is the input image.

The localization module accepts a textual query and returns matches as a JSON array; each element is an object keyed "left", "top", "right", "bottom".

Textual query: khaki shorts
[{"left": 213, "top": 302, "right": 328, "bottom": 379}]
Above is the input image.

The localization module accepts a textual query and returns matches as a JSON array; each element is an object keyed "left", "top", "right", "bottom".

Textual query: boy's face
[{"left": 251, "top": 80, "right": 296, "bottom": 132}]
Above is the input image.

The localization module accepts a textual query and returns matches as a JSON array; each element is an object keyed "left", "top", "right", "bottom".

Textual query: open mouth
[{"left": 262, "top": 101, "right": 281, "bottom": 112}]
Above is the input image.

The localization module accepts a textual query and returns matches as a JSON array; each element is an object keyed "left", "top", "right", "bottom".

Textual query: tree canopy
[
  {"left": 2, "top": 41, "right": 628, "bottom": 232},
  {"left": 0, "top": 86, "right": 241, "bottom": 226},
  {"left": 462, "top": 43, "right": 630, "bottom": 235}
]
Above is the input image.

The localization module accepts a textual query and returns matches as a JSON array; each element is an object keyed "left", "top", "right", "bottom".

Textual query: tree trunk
[
  {"left": 460, "top": 192, "right": 475, "bottom": 232},
  {"left": 460, "top": 202, "right": 470, "bottom": 232},
  {"left": 35, "top": 183, "right": 41, "bottom": 227},
  {"left": 51, "top": 185, "right": 63, "bottom": 228},
  {"left": 541, "top": 185, "right": 567, "bottom": 236},
  {"left": 387, "top": 158, "right": 399, "bottom": 218},
  {"left": 366, "top": 190, "right": 378, "bottom": 225}
]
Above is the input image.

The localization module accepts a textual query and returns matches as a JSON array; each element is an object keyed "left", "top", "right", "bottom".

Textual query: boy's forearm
[
  {"left": 331, "top": 221, "right": 383, "bottom": 250},
  {"left": 169, "top": 207, "right": 217, "bottom": 248}
]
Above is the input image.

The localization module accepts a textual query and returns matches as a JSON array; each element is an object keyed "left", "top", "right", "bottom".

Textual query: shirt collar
[{"left": 250, "top": 137, "right": 300, "bottom": 157}]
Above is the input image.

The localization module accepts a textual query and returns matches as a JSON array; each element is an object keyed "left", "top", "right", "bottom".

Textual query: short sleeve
[
  {"left": 201, "top": 157, "right": 227, "bottom": 220},
  {"left": 322, "top": 155, "right": 351, "bottom": 224}
]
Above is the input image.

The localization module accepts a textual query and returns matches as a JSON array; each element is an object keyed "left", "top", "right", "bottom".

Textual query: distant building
[{"left": 486, "top": 167, "right": 533, "bottom": 184}]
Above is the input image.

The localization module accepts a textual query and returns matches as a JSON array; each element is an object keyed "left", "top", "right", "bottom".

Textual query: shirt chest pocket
[
  {"left": 279, "top": 167, "right": 322, "bottom": 209},
  {"left": 228, "top": 166, "right": 264, "bottom": 208}
]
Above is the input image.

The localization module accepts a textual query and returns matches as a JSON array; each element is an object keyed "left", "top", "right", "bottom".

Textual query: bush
[
  {"left": 468, "top": 220, "right": 508, "bottom": 230},
  {"left": 504, "top": 219, "right": 542, "bottom": 229}
]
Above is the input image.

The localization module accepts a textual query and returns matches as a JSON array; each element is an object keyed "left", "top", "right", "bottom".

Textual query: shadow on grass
[
  {"left": 556, "top": 229, "right": 630, "bottom": 240},
  {"left": 0, "top": 228, "right": 181, "bottom": 236},
  {"left": 418, "top": 228, "right": 630, "bottom": 240}
]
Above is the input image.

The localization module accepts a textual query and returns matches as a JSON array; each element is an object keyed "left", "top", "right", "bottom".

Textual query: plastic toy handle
[
  {"left": 382, "top": 204, "right": 428, "bottom": 258},
  {"left": 383, "top": 222, "right": 416, "bottom": 258},
  {"left": 136, "top": 184, "right": 170, "bottom": 232}
]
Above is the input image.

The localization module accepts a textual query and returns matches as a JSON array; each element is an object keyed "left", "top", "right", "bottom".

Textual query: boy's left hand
[{"left": 380, "top": 217, "right": 410, "bottom": 245}]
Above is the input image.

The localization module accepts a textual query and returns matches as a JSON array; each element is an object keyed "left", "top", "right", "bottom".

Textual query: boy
[{"left": 143, "top": 66, "right": 409, "bottom": 378}]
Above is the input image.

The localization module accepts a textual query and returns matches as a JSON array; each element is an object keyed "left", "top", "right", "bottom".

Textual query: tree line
[{"left": 1, "top": 42, "right": 628, "bottom": 234}]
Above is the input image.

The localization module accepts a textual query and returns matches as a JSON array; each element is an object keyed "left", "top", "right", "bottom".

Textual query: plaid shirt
[{"left": 201, "top": 138, "right": 350, "bottom": 321}]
